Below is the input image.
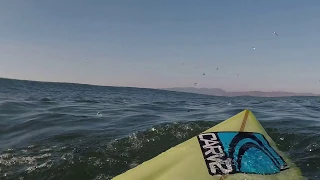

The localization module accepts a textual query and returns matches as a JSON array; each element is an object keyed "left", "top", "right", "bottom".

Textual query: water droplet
[
  {"left": 21, "top": 149, "right": 28, "bottom": 153},
  {"left": 306, "top": 143, "right": 319, "bottom": 152},
  {"left": 5, "top": 149, "right": 13, "bottom": 152}
]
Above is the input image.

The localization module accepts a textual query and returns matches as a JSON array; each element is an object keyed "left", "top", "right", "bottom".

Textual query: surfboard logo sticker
[{"left": 197, "top": 132, "right": 289, "bottom": 176}]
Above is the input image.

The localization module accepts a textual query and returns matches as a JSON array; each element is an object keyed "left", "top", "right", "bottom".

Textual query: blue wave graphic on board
[{"left": 197, "top": 132, "right": 289, "bottom": 175}]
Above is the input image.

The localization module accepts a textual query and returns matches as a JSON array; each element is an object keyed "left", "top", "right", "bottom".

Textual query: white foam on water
[
  {"left": 40, "top": 148, "right": 51, "bottom": 152},
  {"left": 25, "top": 160, "right": 53, "bottom": 173}
]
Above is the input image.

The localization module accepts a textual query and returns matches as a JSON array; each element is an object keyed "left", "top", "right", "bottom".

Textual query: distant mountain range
[{"left": 163, "top": 87, "right": 319, "bottom": 97}]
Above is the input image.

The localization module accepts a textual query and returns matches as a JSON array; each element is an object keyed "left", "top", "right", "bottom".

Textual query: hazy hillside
[{"left": 163, "top": 87, "right": 318, "bottom": 97}]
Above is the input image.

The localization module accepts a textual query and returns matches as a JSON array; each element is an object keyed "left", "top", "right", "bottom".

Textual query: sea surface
[{"left": 0, "top": 78, "right": 320, "bottom": 180}]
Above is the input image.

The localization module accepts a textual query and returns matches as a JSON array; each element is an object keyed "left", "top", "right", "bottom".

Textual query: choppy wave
[{"left": 0, "top": 78, "right": 320, "bottom": 179}]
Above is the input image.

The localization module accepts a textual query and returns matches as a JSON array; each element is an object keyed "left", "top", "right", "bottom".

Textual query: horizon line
[{"left": 0, "top": 76, "right": 318, "bottom": 95}]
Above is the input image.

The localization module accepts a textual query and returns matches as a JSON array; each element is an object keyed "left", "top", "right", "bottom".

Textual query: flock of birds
[
  {"left": 192, "top": 67, "right": 221, "bottom": 87},
  {"left": 186, "top": 31, "right": 280, "bottom": 87},
  {"left": 86, "top": 31, "right": 280, "bottom": 89}
]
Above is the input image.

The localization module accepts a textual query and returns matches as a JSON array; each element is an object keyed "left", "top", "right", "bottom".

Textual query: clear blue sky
[{"left": 1, "top": 0, "right": 320, "bottom": 93}]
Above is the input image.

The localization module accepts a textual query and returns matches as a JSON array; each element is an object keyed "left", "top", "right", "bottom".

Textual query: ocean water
[{"left": 0, "top": 78, "right": 320, "bottom": 180}]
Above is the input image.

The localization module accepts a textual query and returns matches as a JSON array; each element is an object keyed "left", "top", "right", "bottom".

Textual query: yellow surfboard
[{"left": 112, "top": 110, "right": 305, "bottom": 180}]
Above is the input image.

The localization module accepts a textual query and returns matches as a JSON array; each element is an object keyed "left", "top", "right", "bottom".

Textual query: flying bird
[
  {"left": 203, "top": 73, "right": 205, "bottom": 76},
  {"left": 273, "top": 31, "right": 278, "bottom": 36},
  {"left": 252, "top": 47, "right": 256, "bottom": 50}
]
